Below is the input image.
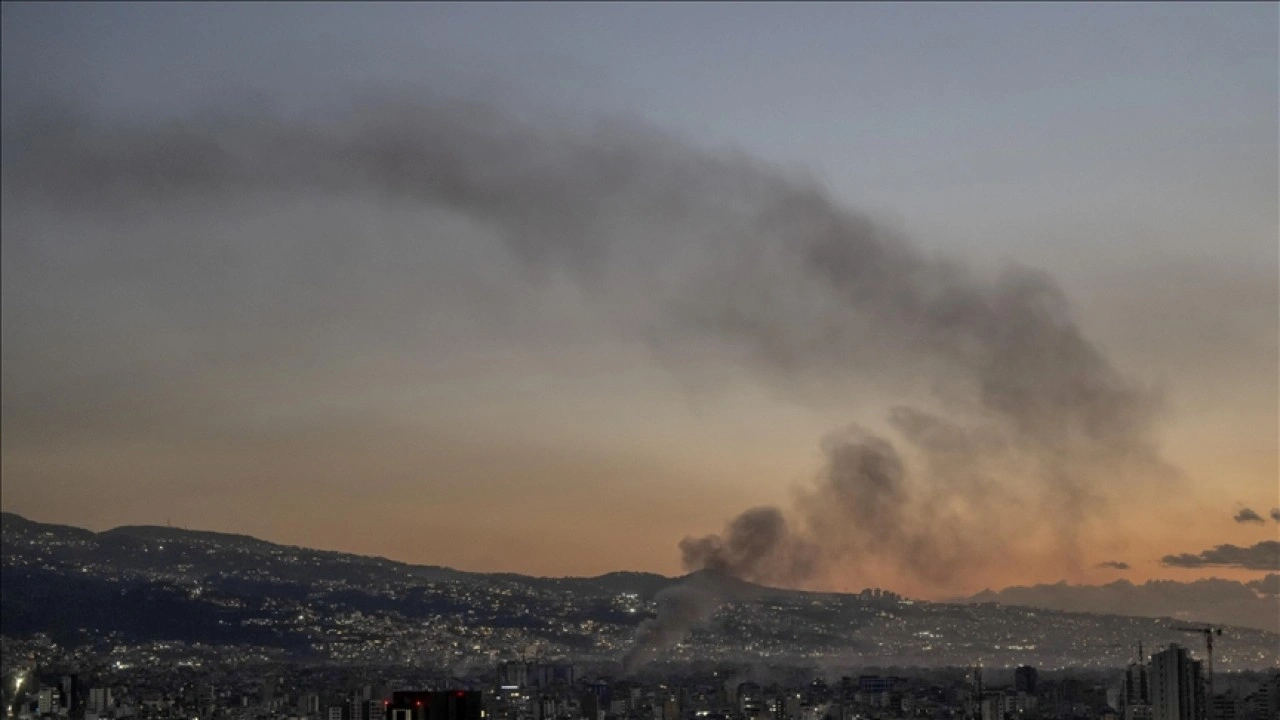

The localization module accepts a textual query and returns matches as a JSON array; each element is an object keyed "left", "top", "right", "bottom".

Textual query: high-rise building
[
  {"left": 665, "top": 691, "right": 686, "bottom": 717},
  {"left": 197, "top": 684, "right": 216, "bottom": 715},
  {"left": 59, "top": 676, "right": 78, "bottom": 717},
  {"left": 1237, "top": 675, "right": 1279, "bottom": 720},
  {"left": 88, "top": 689, "right": 113, "bottom": 714},
  {"left": 530, "top": 664, "right": 575, "bottom": 689},
  {"left": 262, "top": 680, "right": 276, "bottom": 709},
  {"left": 1151, "top": 644, "right": 1205, "bottom": 720},
  {"left": 1128, "top": 662, "right": 1151, "bottom": 705},
  {"left": 1126, "top": 651, "right": 1154, "bottom": 720},
  {"left": 1015, "top": 668, "right": 1038, "bottom": 695},
  {"left": 501, "top": 663, "right": 529, "bottom": 689},
  {"left": 981, "top": 694, "right": 1006, "bottom": 720},
  {"left": 37, "top": 688, "right": 58, "bottom": 716},
  {"left": 1004, "top": 693, "right": 1035, "bottom": 717},
  {"left": 345, "top": 696, "right": 386, "bottom": 720},
  {"left": 738, "top": 684, "right": 762, "bottom": 715}
]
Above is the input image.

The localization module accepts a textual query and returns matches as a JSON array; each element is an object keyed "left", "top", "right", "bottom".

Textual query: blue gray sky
[{"left": 1, "top": 2, "right": 1276, "bottom": 595}]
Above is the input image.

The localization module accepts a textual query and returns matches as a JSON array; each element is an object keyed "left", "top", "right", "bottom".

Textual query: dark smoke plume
[
  {"left": 1, "top": 96, "right": 1173, "bottom": 669},
  {"left": 619, "top": 584, "right": 722, "bottom": 675},
  {"left": 1097, "top": 561, "right": 1130, "bottom": 570},
  {"left": 679, "top": 507, "right": 818, "bottom": 585},
  {"left": 1234, "top": 507, "right": 1266, "bottom": 525}
]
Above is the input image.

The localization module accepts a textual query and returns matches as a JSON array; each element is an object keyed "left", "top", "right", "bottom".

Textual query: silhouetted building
[
  {"left": 1015, "top": 667, "right": 1038, "bottom": 695},
  {"left": 295, "top": 695, "right": 314, "bottom": 715},
  {"left": 1236, "top": 674, "right": 1279, "bottom": 720},
  {"left": 1128, "top": 661, "right": 1151, "bottom": 705},
  {"left": 1005, "top": 693, "right": 1036, "bottom": 717},
  {"left": 87, "top": 688, "right": 113, "bottom": 715},
  {"left": 1125, "top": 648, "right": 1154, "bottom": 720},
  {"left": 59, "top": 676, "right": 78, "bottom": 717},
  {"left": 738, "top": 683, "right": 762, "bottom": 715},
  {"left": 981, "top": 693, "right": 1005, "bottom": 720},
  {"left": 1151, "top": 644, "right": 1205, "bottom": 720},
  {"left": 340, "top": 696, "right": 383, "bottom": 720},
  {"left": 387, "top": 692, "right": 481, "bottom": 720},
  {"left": 501, "top": 662, "right": 529, "bottom": 688}
]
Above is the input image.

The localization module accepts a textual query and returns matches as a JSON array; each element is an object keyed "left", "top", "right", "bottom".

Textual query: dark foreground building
[{"left": 387, "top": 692, "right": 483, "bottom": 720}]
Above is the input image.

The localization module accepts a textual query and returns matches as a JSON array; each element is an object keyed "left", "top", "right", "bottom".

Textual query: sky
[{"left": 1, "top": 2, "right": 1277, "bottom": 599}]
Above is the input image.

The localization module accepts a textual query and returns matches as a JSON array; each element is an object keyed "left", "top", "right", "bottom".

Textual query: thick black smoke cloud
[
  {"left": 619, "top": 584, "right": 722, "bottom": 675},
  {"left": 1, "top": 97, "right": 1173, "bottom": 669},
  {"left": 1161, "top": 541, "right": 1280, "bottom": 571},
  {"left": 1234, "top": 507, "right": 1266, "bottom": 524},
  {"left": 679, "top": 507, "right": 819, "bottom": 586}
]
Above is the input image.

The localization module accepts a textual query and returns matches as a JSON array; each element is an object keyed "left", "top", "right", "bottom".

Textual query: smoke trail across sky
[{"left": 2, "top": 96, "right": 1179, "bottom": 667}]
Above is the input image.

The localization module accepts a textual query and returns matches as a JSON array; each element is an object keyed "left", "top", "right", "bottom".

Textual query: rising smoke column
[
  {"left": 619, "top": 583, "right": 722, "bottom": 675},
  {"left": 1, "top": 96, "right": 1174, "bottom": 669}
]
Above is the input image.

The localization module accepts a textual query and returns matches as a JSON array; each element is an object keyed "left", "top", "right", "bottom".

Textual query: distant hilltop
[
  {"left": 2, "top": 511, "right": 1276, "bottom": 669},
  {"left": 959, "top": 578, "right": 1279, "bottom": 634}
]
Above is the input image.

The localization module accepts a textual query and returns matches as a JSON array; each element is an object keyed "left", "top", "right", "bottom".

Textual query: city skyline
[{"left": 1, "top": 2, "right": 1277, "bottom": 600}]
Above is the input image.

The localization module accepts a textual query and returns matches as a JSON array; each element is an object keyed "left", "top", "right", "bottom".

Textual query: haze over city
[{"left": 1, "top": 1, "right": 1277, "bottom": 607}]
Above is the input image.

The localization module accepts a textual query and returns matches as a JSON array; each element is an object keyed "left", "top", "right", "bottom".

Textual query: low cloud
[
  {"left": 1271, "top": 508, "right": 1280, "bottom": 523},
  {"left": 965, "top": 576, "right": 1279, "bottom": 632},
  {"left": 1097, "top": 560, "right": 1130, "bottom": 570},
  {"left": 1246, "top": 574, "right": 1280, "bottom": 596},
  {"left": 1234, "top": 507, "right": 1266, "bottom": 524},
  {"left": 1161, "top": 541, "right": 1280, "bottom": 571}
]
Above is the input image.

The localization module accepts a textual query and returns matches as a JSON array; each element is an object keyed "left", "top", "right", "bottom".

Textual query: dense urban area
[
  {"left": 1, "top": 638, "right": 1276, "bottom": 720},
  {"left": 3, "top": 513, "right": 1276, "bottom": 720}
]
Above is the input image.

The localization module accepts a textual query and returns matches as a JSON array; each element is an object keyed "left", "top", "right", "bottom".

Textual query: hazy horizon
[{"left": 2, "top": 506, "right": 1275, "bottom": 596}]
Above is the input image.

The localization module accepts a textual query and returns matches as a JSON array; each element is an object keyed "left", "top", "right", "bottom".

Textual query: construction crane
[{"left": 1174, "top": 624, "right": 1224, "bottom": 720}]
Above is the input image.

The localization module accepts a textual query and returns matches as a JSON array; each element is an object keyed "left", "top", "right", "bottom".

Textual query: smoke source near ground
[{"left": 1, "top": 95, "right": 1176, "bottom": 671}]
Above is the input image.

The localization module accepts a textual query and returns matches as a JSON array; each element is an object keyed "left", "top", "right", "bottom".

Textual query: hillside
[{"left": 3, "top": 512, "right": 1276, "bottom": 669}]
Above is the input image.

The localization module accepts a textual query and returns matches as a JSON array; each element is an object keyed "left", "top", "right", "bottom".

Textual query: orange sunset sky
[{"left": 1, "top": 2, "right": 1276, "bottom": 600}]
